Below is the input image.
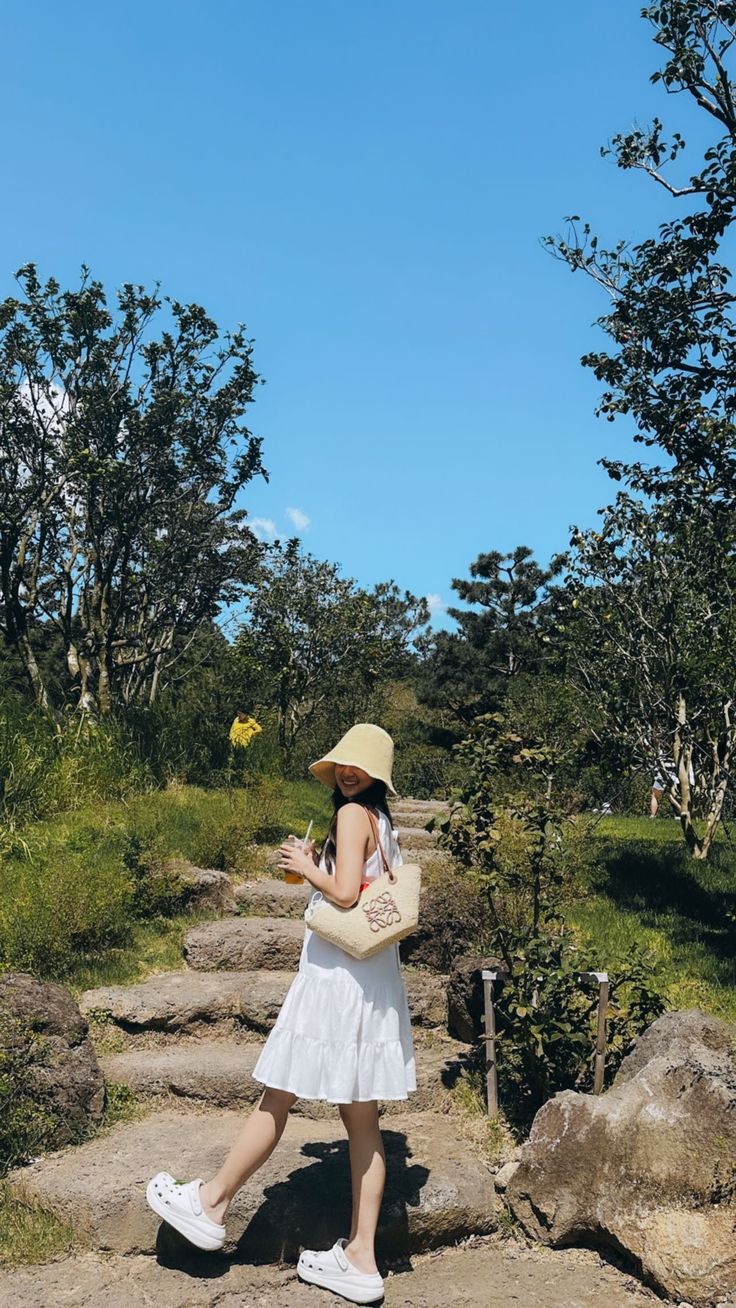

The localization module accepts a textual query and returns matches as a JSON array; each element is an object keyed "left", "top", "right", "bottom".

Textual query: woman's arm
[{"left": 277, "top": 805, "right": 370, "bottom": 908}]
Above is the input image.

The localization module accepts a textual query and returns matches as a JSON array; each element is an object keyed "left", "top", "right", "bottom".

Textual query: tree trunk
[
  {"left": 696, "top": 773, "right": 730, "bottom": 860},
  {"left": 16, "top": 628, "right": 53, "bottom": 716}
]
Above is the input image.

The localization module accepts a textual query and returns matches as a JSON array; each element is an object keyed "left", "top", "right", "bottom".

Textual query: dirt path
[{"left": 0, "top": 1235, "right": 656, "bottom": 1308}]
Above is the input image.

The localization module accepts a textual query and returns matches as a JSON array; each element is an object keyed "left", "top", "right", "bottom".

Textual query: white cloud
[
  {"left": 250, "top": 517, "right": 277, "bottom": 540},
  {"left": 285, "top": 506, "right": 310, "bottom": 531},
  {"left": 426, "top": 593, "right": 446, "bottom": 617}
]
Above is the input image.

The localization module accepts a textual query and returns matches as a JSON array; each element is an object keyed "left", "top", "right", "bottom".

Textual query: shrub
[
  {"left": 438, "top": 713, "right": 667, "bottom": 1126},
  {"left": 392, "top": 742, "right": 460, "bottom": 798},
  {"left": 120, "top": 833, "right": 190, "bottom": 919},
  {"left": 402, "top": 865, "right": 492, "bottom": 971},
  {"left": 0, "top": 696, "right": 153, "bottom": 829},
  {"left": 0, "top": 845, "right": 134, "bottom": 979},
  {"left": 490, "top": 937, "right": 665, "bottom": 1128}
]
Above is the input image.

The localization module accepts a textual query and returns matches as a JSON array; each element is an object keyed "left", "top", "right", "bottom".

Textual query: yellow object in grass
[{"left": 229, "top": 715, "right": 263, "bottom": 749}]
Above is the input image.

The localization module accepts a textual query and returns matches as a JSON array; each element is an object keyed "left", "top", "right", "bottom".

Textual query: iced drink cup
[{"left": 284, "top": 821, "right": 313, "bottom": 884}]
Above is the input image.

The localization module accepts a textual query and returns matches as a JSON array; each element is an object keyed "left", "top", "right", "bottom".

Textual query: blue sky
[{"left": 1, "top": 2, "right": 712, "bottom": 631}]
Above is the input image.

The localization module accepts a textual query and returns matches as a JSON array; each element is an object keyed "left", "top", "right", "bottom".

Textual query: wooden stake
[
  {"left": 481, "top": 970, "right": 498, "bottom": 1115},
  {"left": 575, "top": 970, "right": 609, "bottom": 1094},
  {"left": 481, "top": 967, "right": 509, "bottom": 1114},
  {"left": 593, "top": 973, "right": 609, "bottom": 1095}
]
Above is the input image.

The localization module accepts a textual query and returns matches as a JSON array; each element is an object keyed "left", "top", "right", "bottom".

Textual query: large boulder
[
  {"left": 505, "top": 1009, "right": 736, "bottom": 1305},
  {"left": 0, "top": 973, "right": 104, "bottom": 1149}
]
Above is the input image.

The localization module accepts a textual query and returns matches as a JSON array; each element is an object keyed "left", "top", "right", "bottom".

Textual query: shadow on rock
[
  {"left": 233, "top": 1129, "right": 429, "bottom": 1271},
  {"left": 154, "top": 1223, "right": 231, "bottom": 1279}
]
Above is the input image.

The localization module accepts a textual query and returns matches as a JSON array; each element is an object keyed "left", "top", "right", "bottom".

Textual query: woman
[{"left": 146, "top": 722, "right": 416, "bottom": 1305}]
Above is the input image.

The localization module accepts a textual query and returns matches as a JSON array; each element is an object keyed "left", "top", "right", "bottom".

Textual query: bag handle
[{"left": 363, "top": 806, "right": 397, "bottom": 884}]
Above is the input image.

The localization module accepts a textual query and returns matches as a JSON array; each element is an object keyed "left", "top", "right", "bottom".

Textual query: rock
[
  {"left": 0, "top": 1240, "right": 660, "bottom": 1308},
  {"left": 505, "top": 1009, "right": 736, "bottom": 1306},
  {"left": 0, "top": 973, "right": 104, "bottom": 1146},
  {"left": 7, "top": 1109, "right": 498, "bottom": 1257},
  {"left": 99, "top": 1035, "right": 469, "bottom": 1115},
  {"left": 237, "top": 971, "right": 294, "bottom": 1031},
  {"left": 159, "top": 859, "right": 237, "bottom": 914},
  {"left": 447, "top": 954, "right": 503, "bottom": 1044},
  {"left": 403, "top": 971, "right": 448, "bottom": 1028},
  {"left": 81, "top": 969, "right": 448, "bottom": 1035},
  {"left": 615, "top": 1007, "right": 731, "bottom": 1085},
  {"left": 234, "top": 878, "right": 311, "bottom": 918},
  {"left": 183, "top": 918, "right": 304, "bottom": 971},
  {"left": 493, "top": 1160, "right": 520, "bottom": 1192}
]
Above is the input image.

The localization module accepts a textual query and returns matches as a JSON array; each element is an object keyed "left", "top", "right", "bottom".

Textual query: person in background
[{"left": 650, "top": 757, "right": 695, "bottom": 818}]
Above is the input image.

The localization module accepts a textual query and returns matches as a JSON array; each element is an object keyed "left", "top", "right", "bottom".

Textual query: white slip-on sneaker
[
  {"left": 146, "top": 1172, "right": 226, "bottom": 1252},
  {"left": 298, "top": 1238, "right": 384, "bottom": 1304}
]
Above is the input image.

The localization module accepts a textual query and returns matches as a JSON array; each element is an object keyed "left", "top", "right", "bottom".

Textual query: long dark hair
[{"left": 321, "top": 780, "right": 393, "bottom": 874}]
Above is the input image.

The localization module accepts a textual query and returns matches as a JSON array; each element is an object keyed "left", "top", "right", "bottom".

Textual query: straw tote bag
[{"left": 303, "top": 807, "right": 421, "bottom": 960}]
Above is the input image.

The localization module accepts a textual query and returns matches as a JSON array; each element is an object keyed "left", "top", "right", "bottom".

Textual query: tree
[
  {"left": 544, "top": 3, "right": 736, "bottom": 852},
  {"left": 563, "top": 491, "right": 736, "bottom": 858},
  {"left": 233, "top": 539, "right": 429, "bottom": 767},
  {"left": 437, "top": 713, "right": 664, "bottom": 1119},
  {"left": 545, "top": 2, "right": 736, "bottom": 506},
  {"left": 0, "top": 264, "right": 263, "bottom": 717},
  {"left": 416, "top": 546, "right": 563, "bottom": 725}
]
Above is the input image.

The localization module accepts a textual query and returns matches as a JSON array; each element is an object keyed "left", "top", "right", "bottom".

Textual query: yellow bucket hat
[{"left": 309, "top": 723, "right": 396, "bottom": 794}]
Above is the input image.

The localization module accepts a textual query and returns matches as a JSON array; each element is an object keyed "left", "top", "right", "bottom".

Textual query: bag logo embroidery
[{"left": 362, "top": 890, "right": 402, "bottom": 933}]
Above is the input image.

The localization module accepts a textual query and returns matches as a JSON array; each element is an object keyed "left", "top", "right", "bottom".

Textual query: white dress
[{"left": 251, "top": 809, "right": 417, "bottom": 1104}]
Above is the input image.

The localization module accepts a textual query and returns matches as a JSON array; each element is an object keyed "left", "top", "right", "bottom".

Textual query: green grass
[
  {"left": 0, "top": 1185, "right": 75, "bottom": 1267},
  {"left": 593, "top": 813, "right": 729, "bottom": 844},
  {"left": 0, "top": 777, "right": 333, "bottom": 983},
  {"left": 569, "top": 816, "right": 736, "bottom": 1020},
  {"left": 64, "top": 912, "right": 204, "bottom": 994}
]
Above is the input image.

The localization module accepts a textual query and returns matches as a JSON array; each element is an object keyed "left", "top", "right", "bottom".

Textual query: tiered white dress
[{"left": 251, "top": 809, "right": 417, "bottom": 1104}]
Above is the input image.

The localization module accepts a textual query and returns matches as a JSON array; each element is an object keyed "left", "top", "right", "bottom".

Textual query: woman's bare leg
[
  {"left": 199, "top": 1086, "right": 297, "bottom": 1224},
  {"left": 338, "top": 1100, "right": 385, "bottom": 1276}
]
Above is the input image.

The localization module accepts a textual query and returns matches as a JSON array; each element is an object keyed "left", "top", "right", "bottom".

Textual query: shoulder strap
[{"left": 363, "top": 806, "right": 391, "bottom": 872}]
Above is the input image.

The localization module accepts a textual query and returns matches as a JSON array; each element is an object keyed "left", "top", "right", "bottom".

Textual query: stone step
[
  {"left": 99, "top": 1033, "right": 470, "bottom": 1115},
  {"left": 394, "top": 798, "right": 448, "bottom": 809},
  {"left": 81, "top": 968, "right": 448, "bottom": 1034},
  {"left": 396, "top": 827, "right": 438, "bottom": 848},
  {"left": 233, "top": 872, "right": 453, "bottom": 925},
  {"left": 394, "top": 813, "right": 446, "bottom": 826},
  {"left": 402, "top": 845, "right": 452, "bottom": 866},
  {"left": 184, "top": 917, "right": 305, "bottom": 971},
  {"left": 7, "top": 1109, "right": 498, "bottom": 1258},
  {"left": 234, "top": 877, "right": 311, "bottom": 918}
]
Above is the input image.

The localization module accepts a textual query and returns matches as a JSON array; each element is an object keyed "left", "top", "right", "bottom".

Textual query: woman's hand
[{"left": 277, "top": 837, "right": 319, "bottom": 884}]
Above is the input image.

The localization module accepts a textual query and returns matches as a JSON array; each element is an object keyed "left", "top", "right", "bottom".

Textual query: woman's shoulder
[{"left": 335, "top": 803, "right": 372, "bottom": 831}]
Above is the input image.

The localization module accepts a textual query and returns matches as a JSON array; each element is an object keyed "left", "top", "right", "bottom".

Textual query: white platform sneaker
[
  {"left": 298, "top": 1237, "right": 384, "bottom": 1304},
  {"left": 146, "top": 1172, "right": 226, "bottom": 1252}
]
